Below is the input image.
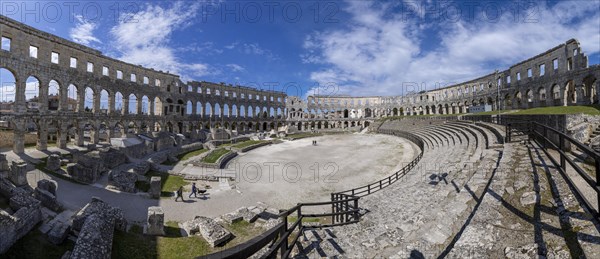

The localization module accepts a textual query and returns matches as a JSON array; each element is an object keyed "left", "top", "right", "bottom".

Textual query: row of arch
[{"left": 0, "top": 68, "right": 287, "bottom": 117}]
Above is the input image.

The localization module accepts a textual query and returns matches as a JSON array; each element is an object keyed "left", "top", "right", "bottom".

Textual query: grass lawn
[
  {"left": 112, "top": 221, "right": 264, "bottom": 259},
  {"left": 145, "top": 171, "right": 189, "bottom": 197},
  {"left": 33, "top": 157, "right": 83, "bottom": 185},
  {"left": 232, "top": 140, "right": 266, "bottom": 149},
  {"left": 468, "top": 105, "right": 600, "bottom": 116},
  {"left": 511, "top": 105, "right": 600, "bottom": 115},
  {"left": 2, "top": 227, "right": 75, "bottom": 259},
  {"left": 201, "top": 149, "right": 231, "bottom": 164},
  {"left": 177, "top": 149, "right": 208, "bottom": 161},
  {"left": 287, "top": 216, "right": 321, "bottom": 224}
]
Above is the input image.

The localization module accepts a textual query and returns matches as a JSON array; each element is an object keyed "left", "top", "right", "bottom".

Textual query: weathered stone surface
[
  {"left": 220, "top": 212, "right": 243, "bottom": 224},
  {"left": 47, "top": 221, "right": 70, "bottom": 245},
  {"left": 34, "top": 187, "right": 61, "bottom": 211},
  {"left": 46, "top": 154, "right": 61, "bottom": 171},
  {"left": 37, "top": 179, "right": 57, "bottom": 196},
  {"left": 9, "top": 161, "right": 28, "bottom": 186},
  {"left": 72, "top": 197, "right": 127, "bottom": 232},
  {"left": 505, "top": 244, "right": 539, "bottom": 259},
  {"left": 108, "top": 170, "right": 138, "bottom": 193},
  {"left": 70, "top": 213, "right": 115, "bottom": 259},
  {"left": 0, "top": 154, "right": 9, "bottom": 172},
  {"left": 181, "top": 216, "right": 232, "bottom": 247},
  {"left": 149, "top": 176, "right": 161, "bottom": 198},
  {"left": 133, "top": 161, "right": 150, "bottom": 175},
  {"left": 520, "top": 191, "right": 537, "bottom": 207},
  {"left": 144, "top": 206, "right": 165, "bottom": 236},
  {"left": 0, "top": 193, "right": 42, "bottom": 254}
]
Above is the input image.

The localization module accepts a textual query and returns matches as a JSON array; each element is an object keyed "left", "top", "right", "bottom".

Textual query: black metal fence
[
  {"left": 467, "top": 117, "right": 600, "bottom": 219},
  {"left": 200, "top": 128, "right": 427, "bottom": 259}
]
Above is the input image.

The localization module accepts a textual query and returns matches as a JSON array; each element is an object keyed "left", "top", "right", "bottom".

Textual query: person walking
[
  {"left": 189, "top": 183, "right": 198, "bottom": 198},
  {"left": 175, "top": 186, "right": 185, "bottom": 202}
]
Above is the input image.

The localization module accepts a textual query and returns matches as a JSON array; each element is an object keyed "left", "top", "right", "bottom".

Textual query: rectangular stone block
[
  {"left": 149, "top": 176, "right": 161, "bottom": 199},
  {"left": 144, "top": 206, "right": 164, "bottom": 236}
]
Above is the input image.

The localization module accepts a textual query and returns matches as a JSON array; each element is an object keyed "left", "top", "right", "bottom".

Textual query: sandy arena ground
[
  {"left": 12, "top": 133, "right": 417, "bottom": 222},
  {"left": 219, "top": 133, "right": 417, "bottom": 210}
]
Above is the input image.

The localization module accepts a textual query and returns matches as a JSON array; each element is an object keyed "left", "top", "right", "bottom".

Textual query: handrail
[
  {"left": 332, "top": 129, "right": 425, "bottom": 199},
  {"left": 202, "top": 127, "right": 427, "bottom": 258},
  {"left": 468, "top": 116, "right": 600, "bottom": 219}
]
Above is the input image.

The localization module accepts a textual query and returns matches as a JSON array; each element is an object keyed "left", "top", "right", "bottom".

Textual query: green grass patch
[
  {"left": 146, "top": 171, "right": 189, "bottom": 197},
  {"left": 112, "top": 221, "right": 263, "bottom": 259},
  {"left": 2, "top": 228, "right": 75, "bottom": 259},
  {"left": 201, "top": 149, "right": 231, "bottom": 164},
  {"left": 511, "top": 105, "right": 600, "bottom": 115},
  {"left": 232, "top": 140, "right": 266, "bottom": 149},
  {"left": 177, "top": 149, "right": 208, "bottom": 161},
  {"left": 33, "top": 157, "right": 83, "bottom": 185},
  {"left": 287, "top": 216, "right": 321, "bottom": 223}
]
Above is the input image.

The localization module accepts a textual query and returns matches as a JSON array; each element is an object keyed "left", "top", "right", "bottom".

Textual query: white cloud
[
  {"left": 70, "top": 15, "right": 101, "bottom": 46},
  {"left": 226, "top": 64, "right": 245, "bottom": 72},
  {"left": 109, "top": 1, "right": 212, "bottom": 80},
  {"left": 304, "top": 0, "right": 600, "bottom": 96}
]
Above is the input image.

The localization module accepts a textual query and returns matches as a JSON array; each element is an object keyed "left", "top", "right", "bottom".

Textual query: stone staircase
[
  {"left": 585, "top": 124, "right": 600, "bottom": 152},
  {"left": 291, "top": 118, "right": 600, "bottom": 258}
]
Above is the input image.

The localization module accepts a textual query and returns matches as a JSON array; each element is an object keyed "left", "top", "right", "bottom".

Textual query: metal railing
[
  {"left": 468, "top": 116, "right": 600, "bottom": 219},
  {"left": 201, "top": 128, "right": 427, "bottom": 259},
  {"left": 332, "top": 130, "right": 424, "bottom": 198}
]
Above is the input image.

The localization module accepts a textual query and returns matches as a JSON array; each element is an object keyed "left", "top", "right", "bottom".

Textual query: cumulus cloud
[
  {"left": 109, "top": 1, "right": 212, "bottom": 79},
  {"left": 226, "top": 64, "right": 245, "bottom": 72},
  {"left": 70, "top": 15, "right": 101, "bottom": 46},
  {"left": 304, "top": 0, "right": 600, "bottom": 96}
]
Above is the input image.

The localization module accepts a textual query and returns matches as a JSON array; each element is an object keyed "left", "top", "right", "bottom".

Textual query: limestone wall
[{"left": 0, "top": 131, "right": 37, "bottom": 148}]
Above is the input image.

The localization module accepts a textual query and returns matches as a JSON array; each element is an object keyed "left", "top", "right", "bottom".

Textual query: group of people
[
  {"left": 312, "top": 140, "right": 318, "bottom": 146},
  {"left": 175, "top": 183, "right": 205, "bottom": 202}
]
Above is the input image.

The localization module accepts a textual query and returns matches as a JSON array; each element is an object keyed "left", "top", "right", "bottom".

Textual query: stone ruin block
[
  {"left": 9, "top": 193, "right": 41, "bottom": 212},
  {"left": 0, "top": 154, "right": 9, "bottom": 172},
  {"left": 133, "top": 161, "right": 150, "bottom": 175},
  {"left": 144, "top": 206, "right": 165, "bottom": 236},
  {"left": 181, "top": 216, "right": 232, "bottom": 247},
  {"left": 67, "top": 163, "right": 101, "bottom": 184},
  {"left": 34, "top": 179, "right": 61, "bottom": 211},
  {"left": 72, "top": 197, "right": 127, "bottom": 232},
  {"left": 220, "top": 212, "right": 243, "bottom": 224},
  {"left": 47, "top": 222, "right": 70, "bottom": 245},
  {"left": 149, "top": 176, "right": 161, "bottom": 198},
  {"left": 70, "top": 213, "right": 115, "bottom": 259},
  {"left": 9, "top": 161, "right": 28, "bottom": 186},
  {"left": 108, "top": 170, "right": 138, "bottom": 193},
  {"left": 46, "top": 154, "right": 61, "bottom": 171},
  {"left": 98, "top": 148, "right": 128, "bottom": 169}
]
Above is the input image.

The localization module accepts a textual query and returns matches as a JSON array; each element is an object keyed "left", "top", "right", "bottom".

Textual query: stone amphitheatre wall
[
  {"left": 0, "top": 15, "right": 287, "bottom": 154},
  {"left": 1, "top": 14, "right": 599, "bottom": 152},
  {"left": 286, "top": 39, "right": 599, "bottom": 132}
]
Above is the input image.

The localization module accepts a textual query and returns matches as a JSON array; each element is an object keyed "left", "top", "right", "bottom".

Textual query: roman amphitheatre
[{"left": 1, "top": 12, "right": 600, "bottom": 259}]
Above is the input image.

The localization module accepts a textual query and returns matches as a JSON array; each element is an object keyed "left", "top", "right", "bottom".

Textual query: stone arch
[
  {"left": 196, "top": 101, "right": 202, "bottom": 115},
  {"left": 154, "top": 97, "right": 163, "bottom": 115},
  {"left": 141, "top": 95, "right": 149, "bottom": 114},
  {"left": 48, "top": 79, "right": 61, "bottom": 111},
  {"left": 99, "top": 89, "right": 109, "bottom": 113},
  {"left": 115, "top": 92, "right": 124, "bottom": 112},
  {"left": 128, "top": 93, "right": 138, "bottom": 114},
  {"left": 186, "top": 100, "right": 193, "bottom": 115},
  {"left": 84, "top": 87, "right": 94, "bottom": 112},
  {"left": 205, "top": 102, "right": 212, "bottom": 116},
  {"left": 24, "top": 76, "right": 41, "bottom": 112}
]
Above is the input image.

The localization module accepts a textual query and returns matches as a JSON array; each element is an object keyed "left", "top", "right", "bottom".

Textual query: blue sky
[{"left": 1, "top": 0, "right": 599, "bottom": 98}]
